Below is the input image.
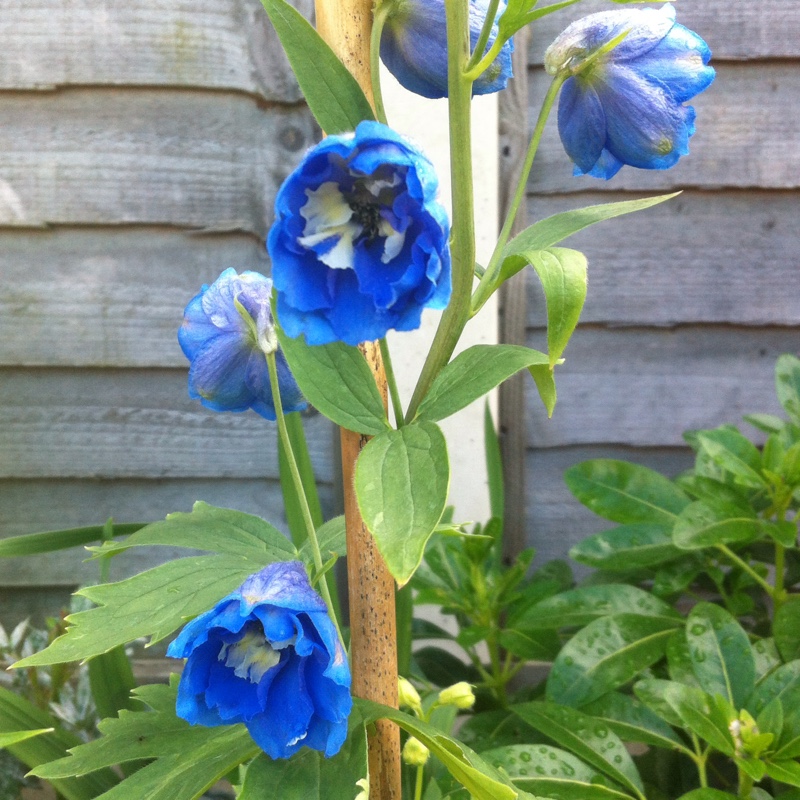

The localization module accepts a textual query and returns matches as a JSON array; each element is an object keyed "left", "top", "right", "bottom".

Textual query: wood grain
[
  {"left": 0, "top": 0, "right": 314, "bottom": 102},
  {"left": 0, "top": 89, "right": 316, "bottom": 231},
  {"left": 526, "top": 63, "right": 800, "bottom": 193}
]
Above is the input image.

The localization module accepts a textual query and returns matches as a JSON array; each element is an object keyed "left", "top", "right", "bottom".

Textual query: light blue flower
[
  {"left": 178, "top": 268, "right": 305, "bottom": 420},
  {"left": 167, "top": 561, "right": 351, "bottom": 760},
  {"left": 268, "top": 121, "right": 451, "bottom": 346},
  {"left": 380, "top": 0, "right": 514, "bottom": 99},
  {"left": 545, "top": 5, "right": 715, "bottom": 179}
]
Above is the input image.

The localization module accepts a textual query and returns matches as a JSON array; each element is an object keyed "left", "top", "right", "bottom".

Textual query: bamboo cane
[{"left": 312, "top": 2, "right": 401, "bottom": 797}]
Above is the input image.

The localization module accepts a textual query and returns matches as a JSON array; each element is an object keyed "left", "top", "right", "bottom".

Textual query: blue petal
[
  {"left": 187, "top": 333, "right": 254, "bottom": 412},
  {"left": 237, "top": 562, "right": 328, "bottom": 613},
  {"left": 558, "top": 77, "right": 607, "bottom": 175}
]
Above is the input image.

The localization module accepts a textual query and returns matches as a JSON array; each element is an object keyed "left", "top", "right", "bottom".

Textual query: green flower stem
[
  {"left": 414, "top": 765, "right": 425, "bottom": 800},
  {"left": 266, "top": 351, "right": 343, "bottom": 642},
  {"left": 464, "top": 36, "right": 505, "bottom": 82},
  {"left": 466, "top": 0, "right": 502, "bottom": 72},
  {"left": 690, "top": 735, "right": 710, "bottom": 787},
  {"left": 379, "top": 338, "right": 405, "bottom": 428},
  {"left": 370, "top": 1, "right": 391, "bottom": 125},
  {"left": 405, "top": 0, "right": 475, "bottom": 422},
  {"left": 716, "top": 544, "right": 775, "bottom": 598},
  {"left": 471, "top": 73, "right": 566, "bottom": 316}
]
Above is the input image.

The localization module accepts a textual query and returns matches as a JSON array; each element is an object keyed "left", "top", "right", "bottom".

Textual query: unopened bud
[
  {"left": 398, "top": 677, "right": 422, "bottom": 715},
  {"left": 402, "top": 736, "right": 430, "bottom": 767},
  {"left": 438, "top": 681, "right": 475, "bottom": 710}
]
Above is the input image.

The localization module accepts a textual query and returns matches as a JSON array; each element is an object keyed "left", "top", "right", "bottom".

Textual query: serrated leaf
[
  {"left": 564, "top": 460, "right": 690, "bottom": 524},
  {"left": 259, "top": 0, "right": 374, "bottom": 133},
  {"left": 547, "top": 613, "right": 680, "bottom": 707},
  {"left": 415, "top": 344, "right": 548, "bottom": 423},
  {"left": 569, "top": 524, "right": 681, "bottom": 570},
  {"left": 14, "top": 556, "right": 259, "bottom": 666},
  {"left": 355, "top": 421, "right": 449, "bottom": 585}
]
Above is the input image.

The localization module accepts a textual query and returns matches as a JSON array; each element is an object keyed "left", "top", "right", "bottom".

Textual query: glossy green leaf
[
  {"left": 91, "top": 502, "right": 297, "bottom": 564},
  {"left": 666, "top": 631, "right": 701, "bottom": 688},
  {"left": 521, "top": 248, "right": 587, "bottom": 365},
  {"left": 776, "top": 354, "right": 800, "bottom": 426},
  {"left": 564, "top": 460, "right": 690, "bottom": 524},
  {"left": 499, "top": 628, "right": 561, "bottom": 660},
  {"left": 673, "top": 501, "right": 761, "bottom": 550},
  {"left": 259, "top": 0, "right": 374, "bottom": 133},
  {"left": 676, "top": 791, "right": 738, "bottom": 800},
  {"left": 415, "top": 344, "right": 548, "bottom": 423},
  {"left": 696, "top": 428, "right": 766, "bottom": 488},
  {"left": 14, "top": 555, "right": 258, "bottom": 666},
  {"left": 413, "top": 647, "right": 480, "bottom": 687},
  {"left": 765, "top": 759, "right": 800, "bottom": 788},
  {"left": 547, "top": 613, "right": 680, "bottom": 707},
  {"left": 277, "top": 329, "right": 389, "bottom": 435},
  {"left": 570, "top": 523, "right": 681, "bottom": 570},
  {"left": 748, "top": 660, "right": 800, "bottom": 716},
  {"left": 238, "top": 716, "right": 368, "bottom": 800},
  {"left": 686, "top": 602, "right": 755, "bottom": 708},
  {"left": 458, "top": 710, "right": 544, "bottom": 753},
  {"left": 357, "top": 699, "right": 517, "bottom": 800},
  {"left": 355, "top": 421, "right": 449, "bottom": 585},
  {"left": 582, "top": 692, "right": 685, "bottom": 751},
  {"left": 774, "top": 693, "right": 800, "bottom": 759},
  {"left": 513, "top": 584, "right": 677, "bottom": 631},
  {"left": 751, "top": 638, "right": 782, "bottom": 682},
  {"left": 483, "top": 744, "right": 634, "bottom": 800},
  {"left": 775, "top": 596, "right": 800, "bottom": 662},
  {"left": 0, "top": 523, "right": 144, "bottom": 557},
  {"left": 512, "top": 701, "right": 644, "bottom": 796},
  {"left": 530, "top": 363, "right": 558, "bottom": 417}
]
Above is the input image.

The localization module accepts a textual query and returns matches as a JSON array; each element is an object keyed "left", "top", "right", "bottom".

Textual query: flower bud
[
  {"left": 438, "top": 681, "right": 475, "bottom": 710},
  {"left": 402, "top": 736, "right": 430, "bottom": 767},
  {"left": 398, "top": 677, "right": 423, "bottom": 716}
]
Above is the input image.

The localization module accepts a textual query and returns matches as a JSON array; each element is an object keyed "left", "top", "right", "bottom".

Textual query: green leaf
[
  {"left": 355, "top": 421, "right": 449, "bottom": 585},
  {"left": 14, "top": 555, "right": 259, "bottom": 666},
  {"left": 0, "top": 523, "right": 144, "bottom": 557},
  {"left": 774, "top": 692, "right": 800, "bottom": 759},
  {"left": 745, "top": 414, "right": 787, "bottom": 435},
  {"left": 775, "top": 596, "right": 800, "bottom": 662},
  {"left": 0, "top": 728, "right": 53, "bottom": 748},
  {"left": 413, "top": 647, "right": 480, "bottom": 687},
  {"left": 0, "top": 687, "right": 118, "bottom": 799},
  {"left": 751, "top": 638, "right": 783, "bottom": 682},
  {"left": 677, "top": 791, "right": 738, "bottom": 800},
  {"left": 415, "top": 344, "right": 549, "bottom": 423},
  {"left": 634, "top": 680, "right": 734, "bottom": 755},
  {"left": 238, "top": 715, "right": 368, "bottom": 800},
  {"left": 501, "top": 195, "right": 679, "bottom": 271},
  {"left": 748, "top": 660, "right": 800, "bottom": 716},
  {"left": 564, "top": 460, "right": 690, "bottom": 524},
  {"left": 512, "top": 701, "right": 644, "bottom": 796},
  {"left": 776, "top": 354, "right": 800, "bottom": 426},
  {"left": 499, "top": 628, "right": 561, "bottom": 661},
  {"left": 34, "top": 680, "right": 258, "bottom": 800},
  {"left": 88, "top": 645, "right": 139, "bottom": 719},
  {"left": 498, "top": 0, "right": 584, "bottom": 40},
  {"left": 357, "top": 699, "right": 517, "bottom": 800},
  {"left": 484, "top": 402, "right": 505, "bottom": 524},
  {"left": 686, "top": 603, "right": 755, "bottom": 708},
  {"left": 512, "top": 584, "right": 677, "bottom": 631},
  {"left": 300, "top": 515, "right": 346, "bottom": 564},
  {"left": 483, "top": 743, "right": 635, "bottom": 800},
  {"left": 696, "top": 428, "right": 766, "bottom": 489},
  {"left": 92, "top": 502, "right": 297, "bottom": 564},
  {"left": 765, "top": 760, "right": 800, "bottom": 788},
  {"left": 277, "top": 329, "right": 389, "bottom": 435},
  {"left": 547, "top": 613, "right": 680, "bottom": 708},
  {"left": 582, "top": 692, "right": 686, "bottom": 751},
  {"left": 259, "top": 0, "right": 374, "bottom": 133},
  {"left": 530, "top": 363, "right": 558, "bottom": 416},
  {"left": 673, "top": 502, "right": 762, "bottom": 550},
  {"left": 570, "top": 524, "right": 682, "bottom": 570},
  {"left": 666, "top": 631, "right": 701, "bottom": 688}
]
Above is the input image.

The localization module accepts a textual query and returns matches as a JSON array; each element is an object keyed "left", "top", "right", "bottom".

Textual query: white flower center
[{"left": 218, "top": 625, "right": 294, "bottom": 684}]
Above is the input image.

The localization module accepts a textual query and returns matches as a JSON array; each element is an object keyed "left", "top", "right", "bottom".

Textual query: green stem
[
  {"left": 738, "top": 767, "right": 754, "bottom": 800},
  {"left": 370, "top": 2, "right": 391, "bottom": 125},
  {"left": 471, "top": 73, "right": 566, "bottom": 316},
  {"left": 267, "top": 352, "right": 343, "bottom": 641},
  {"left": 690, "top": 735, "right": 709, "bottom": 788},
  {"left": 466, "top": 0, "right": 501, "bottom": 72},
  {"left": 379, "top": 338, "right": 405, "bottom": 428},
  {"left": 405, "top": 0, "right": 475, "bottom": 422},
  {"left": 717, "top": 544, "right": 775, "bottom": 598},
  {"left": 775, "top": 542, "right": 787, "bottom": 612},
  {"left": 464, "top": 37, "right": 505, "bottom": 82},
  {"left": 414, "top": 764, "right": 425, "bottom": 800}
]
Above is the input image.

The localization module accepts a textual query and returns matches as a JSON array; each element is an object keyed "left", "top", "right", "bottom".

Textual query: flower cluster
[
  {"left": 268, "top": 121, "right": 451, "bottom": 347},
  {"left": 167, "top": 561, "right": 351, "bottom": 760},
  {"left": 178, "top": 268, "right": 304, "bottom": 420},
  {"left": 545, "top": 5, "right": 715, "bottom": 179}
]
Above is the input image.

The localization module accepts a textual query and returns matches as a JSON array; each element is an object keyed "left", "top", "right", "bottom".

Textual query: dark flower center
[{"left": 348, "top": 198, "right": 382, "bottom": 241}]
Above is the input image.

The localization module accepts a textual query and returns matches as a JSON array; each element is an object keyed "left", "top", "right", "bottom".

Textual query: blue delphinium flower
[
  {"left": 167, "top": 561, "right": 351, "bottom": 759},
  {"left": 380, "top": 0, "right": 514, "bottom": 99},
  {"left": 268, "top": 120, "right": 451, "bottom": 346},
  {"left": 178, "top": 268, "right": 305, "bottom": 420},
  {"left": 544, "top": 5, "right": 715, "bottom": 179}
]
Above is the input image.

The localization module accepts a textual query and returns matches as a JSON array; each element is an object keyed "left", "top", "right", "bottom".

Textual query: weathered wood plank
[
  {"left": 0, "top": 369, "right": 335, "bottom": 480},
  {"left": 527, "top": 0, "right": 800, "bottom": 62},
  {"left": 525, "top": 190, "right": 800, "bottom": 327},
  {"left": 525, "top": 326, "right": 800, "bottom": 448},
  {"left": 527, "top": 63, "right": 800, "bottom": 193},
  {"left": 0, "top": 0, "right": 314, "bottom": 103},
  {"left": 0, "top": 228, "right": 270, "bottom": 367},
  {"left": 0, "top": 90, "right": 316, "bottom": 231},
  {"left": 525, "top": 446, "right": 694, "bottom": 564},
  {"left": 0, "top": 478, "right": 334, "bottom": 586}
]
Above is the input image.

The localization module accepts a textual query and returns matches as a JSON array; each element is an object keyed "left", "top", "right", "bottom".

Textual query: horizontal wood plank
[
  {"left": 527, "top": 0, "right": 800, "bottom": 62},
  {"left": 0, "top": 89, "right": 316, "bottom": 231},
  {"left": 0, "top": 478, "right": 334, "bottom": 586},
  {"left": 527, "top": 63, "right": 800, "bottom": 193},
  {"left": 0, "top": 0, "right": 313, "bottom": 102},
  {"left": 0, "top": 369, "right": 335, "bottom": 480},
  {"left": 525, "top": 190, "right": 800, "bottom": 327},
  {"left": 525, "top": 325, "right": 800, "bottom": 448}
]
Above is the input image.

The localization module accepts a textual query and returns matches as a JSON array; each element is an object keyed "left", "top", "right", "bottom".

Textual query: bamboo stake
[{"left": 312, "top": 2, "right": 401, "bottom": 797}]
